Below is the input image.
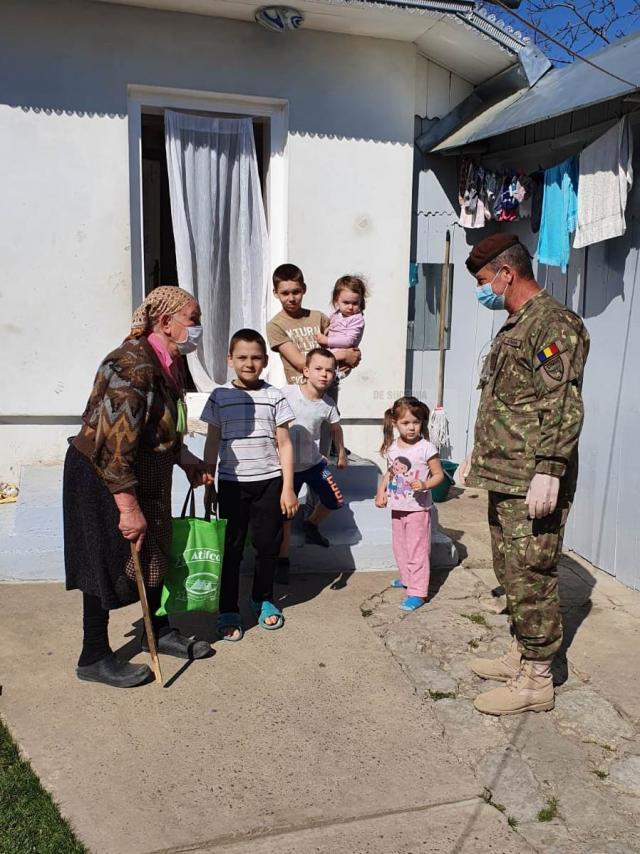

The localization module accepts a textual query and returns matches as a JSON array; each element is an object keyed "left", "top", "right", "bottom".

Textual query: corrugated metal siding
[{"left": 412, "top": 122, "right": 640, "bottom": 589}]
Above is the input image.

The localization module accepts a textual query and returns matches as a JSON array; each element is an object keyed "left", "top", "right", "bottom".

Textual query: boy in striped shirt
[{"left": 202, "top": 329, "right": 298, "bottom": 640}]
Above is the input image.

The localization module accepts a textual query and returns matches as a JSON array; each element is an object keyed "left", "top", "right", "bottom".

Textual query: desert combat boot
[
  {"left": 471, "top": 637, "right": 522, "bottom": 682},
  {"left": 474, "top": 659, "right": 554, "bottom": 715}
]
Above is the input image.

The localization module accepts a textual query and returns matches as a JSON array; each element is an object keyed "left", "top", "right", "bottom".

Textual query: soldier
[{"left": 463, "top": 233, "right": 589, "bottom": 715}]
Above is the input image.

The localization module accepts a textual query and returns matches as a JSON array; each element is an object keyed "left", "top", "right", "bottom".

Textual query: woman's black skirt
[{"left": 63, "top": 444, "right": 174, "bottom": 610}]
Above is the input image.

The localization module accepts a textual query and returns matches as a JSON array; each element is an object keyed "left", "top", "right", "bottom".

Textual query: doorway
[{"left": 140, "top": 111, "right": 267, "bottom": 296}]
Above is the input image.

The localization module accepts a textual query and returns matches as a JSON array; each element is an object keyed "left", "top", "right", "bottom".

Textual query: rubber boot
[
  {"left": 474, "top": 659, "right": 555, "bottom": 716},
  {"left": 471, "top": 637, "right": 522, "bottom": 682}
]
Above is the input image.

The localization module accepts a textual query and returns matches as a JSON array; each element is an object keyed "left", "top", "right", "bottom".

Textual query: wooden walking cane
[{"left": 130, "top": 543, "right": 163, "bottom": 685}]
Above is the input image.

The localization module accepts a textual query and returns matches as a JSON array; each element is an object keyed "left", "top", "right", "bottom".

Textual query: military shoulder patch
[
  {"left": 535, "top": 342, "right": 562, "bottom": 366},
  {"left": 535, "top": 348, "right": 572, "bottom": 390}
]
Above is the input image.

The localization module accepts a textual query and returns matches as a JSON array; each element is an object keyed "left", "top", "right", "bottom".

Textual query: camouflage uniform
[{"left": 467, "top": 290, "right": 589, "bottom": 660}]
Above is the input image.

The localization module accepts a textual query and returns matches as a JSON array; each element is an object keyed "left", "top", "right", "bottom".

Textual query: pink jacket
[{"left": 326, "top": 310, "right": 365, "bottom": 349}]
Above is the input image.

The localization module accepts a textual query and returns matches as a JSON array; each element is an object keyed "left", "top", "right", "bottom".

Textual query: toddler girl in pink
[
  {"left": 375, "top": 396, "right": 445, "bottom": 611},
  {"left": 315, "top": 275, "right": 367, "bottom": 379}
]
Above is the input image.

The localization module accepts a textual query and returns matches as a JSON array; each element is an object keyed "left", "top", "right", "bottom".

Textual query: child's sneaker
[{"left": 400, "top": 595, "right": 426, "bottom": 612}]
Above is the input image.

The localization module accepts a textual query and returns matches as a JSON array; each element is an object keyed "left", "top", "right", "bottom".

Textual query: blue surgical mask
[
  {"left": 476, "top": 269, "right": 507, "bottom": 311},
  {"left": 177, "top": 325, "right": 203, "bottom": 355}
]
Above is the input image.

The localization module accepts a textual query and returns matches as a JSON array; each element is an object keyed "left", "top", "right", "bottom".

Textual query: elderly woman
[{"left": 63, "top": 287, "right": 214, "bottom": 688}]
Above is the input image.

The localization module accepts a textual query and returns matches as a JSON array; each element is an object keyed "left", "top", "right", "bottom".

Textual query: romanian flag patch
[{"left": 536, "top": 342, "right": 560, "bottom": 364}]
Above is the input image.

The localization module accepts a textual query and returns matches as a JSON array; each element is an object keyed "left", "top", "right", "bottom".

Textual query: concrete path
[
  {"left": 0, "top": 573, "right": 525, "bottom": 854},
  {"left": 365, "top": 488, "right": 640, "bottom": 854}
]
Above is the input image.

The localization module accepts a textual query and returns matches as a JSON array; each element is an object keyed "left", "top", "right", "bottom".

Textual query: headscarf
[{"left": 129, "top": 286, "right": 195, "bottom": 338}]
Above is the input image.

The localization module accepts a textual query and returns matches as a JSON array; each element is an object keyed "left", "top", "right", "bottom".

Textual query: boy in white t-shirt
[{"left": 277, "top": 348, "right": 348, "bottom": 583}]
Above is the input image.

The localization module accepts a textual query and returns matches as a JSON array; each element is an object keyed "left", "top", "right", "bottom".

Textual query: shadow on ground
[
  {"left": 554, "top": 553, "right": 595, "bottom": 684},
  {"left": 114, "top": 570, "right": 356, "bottom": 686}
]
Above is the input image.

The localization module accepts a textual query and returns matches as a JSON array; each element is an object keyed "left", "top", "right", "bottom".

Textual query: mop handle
[{"left": 437, "top": 230, "right": 451, "bottom": 408}]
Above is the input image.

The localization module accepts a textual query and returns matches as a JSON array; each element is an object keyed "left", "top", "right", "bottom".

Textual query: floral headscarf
[{"left": 129, "top": 286, "right": 195, "bottom": 338}]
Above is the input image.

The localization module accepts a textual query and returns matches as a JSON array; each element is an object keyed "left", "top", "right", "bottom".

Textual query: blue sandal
[
  {"left": 217, "top": 612, "right": 244, "bottom": 642},
  {"left": 400, "top": 595, "right": 427, "bottom": 612},
  {"left": 250, "top": 598, "right": 285, "bottom": 631},
  {"left": 390, "top": 578, "right": 407, "bottom": 589}
]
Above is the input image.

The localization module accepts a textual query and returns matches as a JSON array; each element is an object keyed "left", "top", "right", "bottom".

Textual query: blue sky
[{"left": 480, "top": 1, "right": 640, "bottom": 64}]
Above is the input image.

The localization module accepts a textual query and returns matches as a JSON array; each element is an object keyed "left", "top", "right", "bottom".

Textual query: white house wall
[
  {"left": 414, "top": 54, "right": 474, "bottom": 122},
  {"left": 0, "top": 0, "right": 417, "bottom": 474}
]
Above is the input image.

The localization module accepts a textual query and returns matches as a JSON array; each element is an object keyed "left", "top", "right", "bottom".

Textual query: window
[{"left": 407, "top": 263, "right": 453, "bottom": 351}]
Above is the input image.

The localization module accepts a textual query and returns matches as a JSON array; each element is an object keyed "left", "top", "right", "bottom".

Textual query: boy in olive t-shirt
[{"left": 266, "top": 264, "right": 330, "bottom": 385}]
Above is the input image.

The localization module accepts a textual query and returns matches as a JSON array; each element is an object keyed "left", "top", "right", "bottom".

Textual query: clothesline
[{"left": 458, "top": 116, "right": 634, "bottom": 273}]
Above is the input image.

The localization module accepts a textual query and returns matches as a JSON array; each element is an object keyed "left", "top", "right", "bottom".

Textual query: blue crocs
[
  {"left": 217, "top": 612, "right": 244, "bottom": 642},
  {"left": 249, "top": 598, "right": 285, "bottom": 631},
  {"left": 400, "top": 595, "right": 427, "bottom": 612},
  {"left": 390, "top": 578, "right": 407, "bottom": 589}
]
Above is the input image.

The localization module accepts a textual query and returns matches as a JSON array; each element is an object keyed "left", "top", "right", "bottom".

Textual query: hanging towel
[
  {"left": 573, "top": 117, "right": 634, "bottom": 249},
  {"left": 536, "top": 156, "right": 578, "bottom": 273}
]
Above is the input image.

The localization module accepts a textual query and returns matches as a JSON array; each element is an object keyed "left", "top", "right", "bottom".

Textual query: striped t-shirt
[{"left": 200, "top": 381, "right": 294, "bottom": 482}]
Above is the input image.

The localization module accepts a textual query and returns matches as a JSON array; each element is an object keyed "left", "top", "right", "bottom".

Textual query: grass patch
[
  {"left": 601, "top": 743, "right": 614, "bottom": 752},
  {"left": 593, "top": 769, "right": 609, "bottom": 780},
  {"left": 537, "top": 797, "right": 559, "bottom": 822},
  {"left": 462, "top": 612, "right": 490, "bottom": 628},
  {"left": 492, "top": 802, "right": 506, "bottom": 813},
  {"left": 507, "top": 816, "right": 519, "bottom": 829},
  {"left": 0, "top": 717, "right": 85, "bottom": 854},
  {"left": 467, "top": 638, "right": 480, "bottom": 650},
  {"left": 428, "top": 690, "right": 456, "bottom": 701},
  {"left": 360, "top": 607, "right": 373, "bottom": 618}
]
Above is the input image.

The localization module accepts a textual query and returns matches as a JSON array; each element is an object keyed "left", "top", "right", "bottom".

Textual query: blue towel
[{"left": 536, "top": 156, "right": 578, "bottom": 273}]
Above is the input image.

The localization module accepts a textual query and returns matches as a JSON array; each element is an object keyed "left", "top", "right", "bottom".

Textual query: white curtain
[{"left": 165, "top": 110, "right": 270, "bottom": 389}]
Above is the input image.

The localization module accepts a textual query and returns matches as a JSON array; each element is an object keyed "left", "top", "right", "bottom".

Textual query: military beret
[{"left": 465, "top": 234, "right": 521, "bottom": 275}]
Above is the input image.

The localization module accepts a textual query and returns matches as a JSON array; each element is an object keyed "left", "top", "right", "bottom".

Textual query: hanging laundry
[
  {"left": 573, "top": 116, "right": 634, "bottom": 249},
  {"left": 529, "top": 171, "right": 544, "bottom": 233},
  {"left": 497, "top": 175, "right": 519, "bottom": 221},
  {"left": 459, "top": 195, "right": 489, "bottom": 228},
  {"left": 516, "top": 175, "right": 533, "bottom": 219},
  {"left": 484, "top": 171, "right": 500, "bottom": 214},
  {"left": 536, "top": 156, "right": 578, "bottom": 273},
  {"left": 458, "top": 160, "right": 490, "bottom": 228}
]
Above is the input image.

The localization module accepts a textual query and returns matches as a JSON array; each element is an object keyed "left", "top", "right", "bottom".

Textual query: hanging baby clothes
[
  {"left": 536, "top": 156, "right": 578, "bottom": 273},
  {"left": 497, "top": 175, "right": 519, "bottom": 221},
  {"left": 459, "top": 161, "right": 490, "bottom": 228},
  {"left": 573, "top": 116, "right": 634, "bottom": 249},
  {"left": 516, "top": 175, "right": 532, "bottom": 219}
]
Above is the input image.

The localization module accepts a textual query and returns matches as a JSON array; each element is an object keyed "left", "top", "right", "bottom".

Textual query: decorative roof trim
[
  {"left": 457, "top": 7, "right": 528, "bottom": 52},
  {"left": 301, "top": 0, "right": 529, "bottom": 53}
]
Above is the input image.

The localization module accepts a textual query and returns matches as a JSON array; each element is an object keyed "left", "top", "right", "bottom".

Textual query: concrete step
[
  {"left": 0, "top": 439, "right": 458, "bottom": 581},
  {"left": 0, "top": 464, "right": 64, "bottom": 581}
]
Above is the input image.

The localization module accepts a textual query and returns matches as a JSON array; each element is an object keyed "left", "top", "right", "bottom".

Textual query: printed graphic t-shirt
[
  {"left": 200, "top": 381, "right": 294, "bottom": 482},
  {"left": 266, "top": 309, "right": 330, "bottom": 384},
  {"left": 281, "top": 384, "right": 340, "bottom": 472},
  {"left": 385, "top": 438, "right": 439, "bottom": 512}
]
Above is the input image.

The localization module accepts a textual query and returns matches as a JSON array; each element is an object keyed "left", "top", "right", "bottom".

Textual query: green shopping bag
[{"left": 156, "top": 487, "right": 226, "bottom": 616}]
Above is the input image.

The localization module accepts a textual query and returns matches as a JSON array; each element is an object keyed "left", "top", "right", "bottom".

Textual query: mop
[{"left": 428, "top": 229, "right": 451, "bottom": 452}]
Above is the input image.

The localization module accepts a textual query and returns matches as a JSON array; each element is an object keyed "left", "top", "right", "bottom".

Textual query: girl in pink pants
[{"left": 375, "top": 397, "right": 445, "bottom": 612}]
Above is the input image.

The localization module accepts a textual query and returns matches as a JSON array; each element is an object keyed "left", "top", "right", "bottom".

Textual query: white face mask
[{"left": 176, "top": 324, "right": 203, "bottom": 355}]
